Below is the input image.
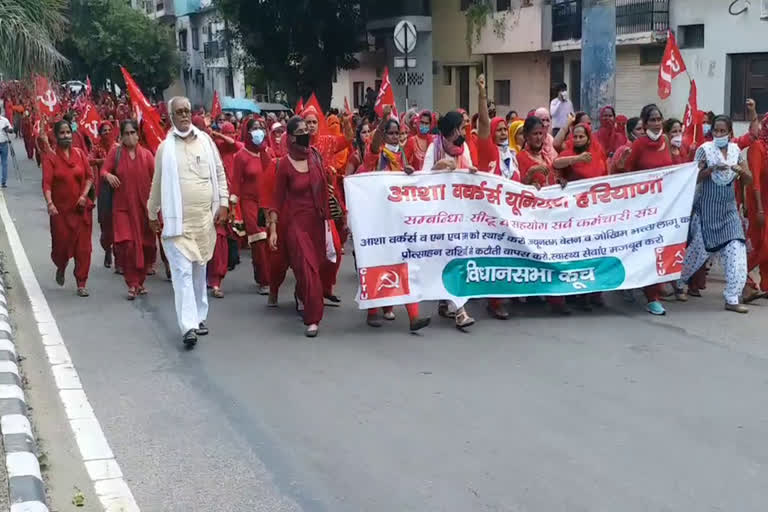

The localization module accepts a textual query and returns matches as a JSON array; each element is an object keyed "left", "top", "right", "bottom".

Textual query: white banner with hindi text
[{"left": 344, "top": 164, "right": 698, "bottom": 309}]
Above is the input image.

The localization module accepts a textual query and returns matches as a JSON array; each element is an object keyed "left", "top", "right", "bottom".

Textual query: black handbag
[{"left": 97, "top": 147, "right": 121, "bottom": 225}]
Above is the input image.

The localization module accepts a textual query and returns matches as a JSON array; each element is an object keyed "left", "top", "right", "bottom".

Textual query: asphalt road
[{"left": 2, "top": 139, "right": 768, "bottom": 512}]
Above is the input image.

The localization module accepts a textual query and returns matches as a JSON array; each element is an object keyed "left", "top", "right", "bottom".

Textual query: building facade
[
  {"left": 336, "top": 0, "right": 766, "bottom": 132},
  {"left": 132, "top": 0, "right": 246, "bottom": 108}
]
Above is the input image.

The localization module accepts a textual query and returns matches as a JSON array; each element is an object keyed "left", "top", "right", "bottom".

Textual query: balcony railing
[
  {"left": 204, "top": 41, "right": 223, "bottom": 60},
  {"left": 616, "top": 0, "right": 669, "bottom": 35},
  {"left": 552, "top": 0, "right": 669, "bottom": 42},
  {"left": 552, "top": 0, "right": 582, "bottom": 42}
]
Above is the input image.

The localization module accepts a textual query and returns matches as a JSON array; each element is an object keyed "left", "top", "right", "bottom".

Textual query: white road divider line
[{"left": 0, "top": 193, "right": 140, "bottom": 511}]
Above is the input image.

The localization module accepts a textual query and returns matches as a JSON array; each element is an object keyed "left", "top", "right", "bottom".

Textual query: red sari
[
  {"left": 100, "top": 145, "right": 155, "bottom": 289},
  {"left": 746, "top": 117, "right": 768, "bottom": 289},
  {"left": 622, "top": 135, "right": 674, "bottom": 302},
  {"left": 231, "top": 143, "right": 276, "bottom": 287},
  {"left": 208, "top": 137, "right": 244, "bottom": 289},
  {"left": 271, "top": 152, "right": 329, "bottom": 326},
  {"left": 359, "top": 145, "right": 421, "bottom": 322},
  {"left": 42, "top": 148, "right": 94, "bottom": 287}
]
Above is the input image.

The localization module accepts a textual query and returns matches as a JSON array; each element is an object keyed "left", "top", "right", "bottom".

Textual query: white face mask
[
  {"left": 646, "top": 129, "right": 662, "bottom": 141},
  {"left": 385, "top": 143, "right": 400, "bottom": 153},
  {"left": 251, "top": 129, "right": 265, "bottom": 146},
  {"left": 714, "top": 135, "right": 729, "bottom": 148},
  {"left": 670, "top": 135, "right": 683, "bottom": 148}
]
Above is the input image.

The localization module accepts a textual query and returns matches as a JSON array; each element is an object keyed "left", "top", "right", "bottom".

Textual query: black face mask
[
  {"left": 454, "top": 135, "right": 465, "bottom": 147},
  {"left": 295, "top": 133, "right": 310, "bottom": 148}
]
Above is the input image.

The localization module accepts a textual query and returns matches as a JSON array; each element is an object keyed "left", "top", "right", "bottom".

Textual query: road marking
[{"left": 0, "top": 193, "right": 140, "bottom": 511}]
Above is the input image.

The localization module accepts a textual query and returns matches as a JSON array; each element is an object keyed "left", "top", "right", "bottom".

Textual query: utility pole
[
  {"left": 223, "top": 18, "right": 236, "bottom": 97},
  {"left": 581, "top": 0, "right": 616, "bottom": 127}
]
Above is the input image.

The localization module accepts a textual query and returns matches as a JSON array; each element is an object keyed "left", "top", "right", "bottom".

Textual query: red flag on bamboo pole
[
  {"left": 295, "top": 97, "right": 304, "bottom": 115},
  {"left": 35, "top": 76, "right": 60, "bottom": 117},
  {"left": 657, "top": 31, "right": 687, "bottom": 100},
  {"left": 374, "top": 67, "right": 397, "bottom": 119},
  {"left": 682, "top": 80, "right": 704, "bottom": 149},
  {"left": 344, "top": 96, "right": 352, "bottom": 116},
  {"left": 79, "top": 100, "right": 102, "bottom": 144},
  {"left": 211, "top": 91, "right": 222, "bottom": 120},
  {"left": 120, "top": 67, "right": 165, "bottom": 153},
  {"left": 86, "top": 76, "right": 93, "bottom": 97}
]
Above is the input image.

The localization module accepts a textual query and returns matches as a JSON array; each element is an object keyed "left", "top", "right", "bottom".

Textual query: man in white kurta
[{"left": 147, "top": 97, "right": 229, "bottom": 347}]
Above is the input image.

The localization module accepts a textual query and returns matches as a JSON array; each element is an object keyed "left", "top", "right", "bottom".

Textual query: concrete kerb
[{"left": 0, "top": 275, "right": 49, "bottom": 512}]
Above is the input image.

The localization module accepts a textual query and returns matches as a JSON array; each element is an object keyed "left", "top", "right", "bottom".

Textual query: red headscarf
[
  {"left": 98, "top": 121, "right": 116, "bottom": 148},
  {"left": 559, "top": 123, "right": 608, "bottom": 180},
  {"left": 596, "top": 106, "right": 627, "bottom": 156},
  {"left": 191, "top": 115, "right": 207, "bottom": 131},
  {"left": 219, "top": 121, "right": 235, "bottom": 135}
]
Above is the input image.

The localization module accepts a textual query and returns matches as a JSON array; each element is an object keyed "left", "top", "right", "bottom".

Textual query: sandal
[
  {"left": 305, "top": 324, "right": 319, "bottom": 338},
  {"left": 383, "top": 310, "right": 396, "bottom": 321},
  {"left": 267, "top": 293, "right": 278, "bottom": 308},
  {"left": 455, "top": 308, "right": 475, "bottom": 330},
  {"left": 76, "top": 287, "right": 90, "bottom": 298},
  {"left": 55, "top": 268, "right": 65, "bottom": 287},
  {"left": 212, "top": 287, "right": 224, "bottom": 299},
  {"left": 127, "top": 288, "right": 137, "bottom": 301},
  {"left": 438, "top": 301, "right": 456, "bottom": 319}
]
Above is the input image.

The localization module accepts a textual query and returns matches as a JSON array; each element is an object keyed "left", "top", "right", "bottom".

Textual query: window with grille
[
  {"left": 494, "top": 80, "right": 511, "bottom": 106},
  {"left": 191, "top": 28, "right": 199, "bottom": 51},
  {"left": 730, "top": 53, "right": 768, "bottom": 121},
  {"left": 178, "top": 30, "right": 188, "bottom": 51},
  {"left": 678, "top": 24, "right": 704, "bottom": 49}
]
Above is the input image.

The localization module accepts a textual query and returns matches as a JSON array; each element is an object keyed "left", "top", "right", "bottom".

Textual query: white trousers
[
  {"left": 680, "top": 227, "right": 747, "bottom": 305},
  {"left": 163, "top": 240, "right": 209, "bottom": 334}
]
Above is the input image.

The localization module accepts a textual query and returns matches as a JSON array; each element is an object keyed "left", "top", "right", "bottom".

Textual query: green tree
[
  {"left": 62, "top": 0, "right": 179, "bottom": 96},
  {"left": 216, "top": 0, "right": 371, "bottom": 109},
  {"left": 0, "top": 0, "right": 68, "bottom": 77}
]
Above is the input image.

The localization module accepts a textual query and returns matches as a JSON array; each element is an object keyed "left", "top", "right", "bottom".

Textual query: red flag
[
  {"left": 374, "top": 67, "right": 398, "bottom": 119},
  {"left": 658, "top": 31, "right": 687, "bottom": 100},
  {"left": 79, "top": 100, "right": 102, "bottom": 144},
  {"left": 35, "top": 76, "right": 60, "bottom": 117},
  {"left": 120, "top": 67, "right": 165, "bottom": 153},
  {"left": 295, "top": 97, "right": 304, "bottom": 115},
  {"left": 344, "top": 97, "right": 352, "bottom": 116},
  {"left": 211, "top": 91, "right": 222, "bottom": 120},
  {"left": 303, "top": 93, "right": 329, "bottom": 136},
  {"left": 86, "top": 76, "right": 92, "bottom": 97},
  {"left": 682, "top": 80, "right": 704, "bottom": 149}
]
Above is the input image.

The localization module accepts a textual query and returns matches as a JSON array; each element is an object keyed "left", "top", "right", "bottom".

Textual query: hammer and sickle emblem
[
  {"left": 86, "top": 121, "right": 99, "bottom": 138},
  {"left": 37, "top": 90, "right": 57, "bottom": 112},
  {"left": 377, "top": 271, "right": 401, "bottom": 292}
]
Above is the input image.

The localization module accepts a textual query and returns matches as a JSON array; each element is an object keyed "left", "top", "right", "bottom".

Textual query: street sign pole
[{"left": 404, "top": 28, "right": 409, "bottom": 111}]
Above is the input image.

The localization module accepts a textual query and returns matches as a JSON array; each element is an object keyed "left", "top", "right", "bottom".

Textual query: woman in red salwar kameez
[
  {"left": 100, "top": 120, "right": 156, "bottom": 299},
  {"left": 90, "top": 121, "right": 120, "bottom": 270},
  {"left": 231, "top": 118, "right": 276, "bottom": 297},
  {"left": 302, "top": 106, "right": 353, "bottom": 304},
  {"left": 621, "top": 104, "right": 675, "bottom": 315},
  {"left": 268, "top": 117, "right": 329, "bottom": 338},
  {"left": 745, "top": 113, "right": 768, "bottom": 298},
  {"left": 207, "top": 121, "right": 244, "bottom": 298},
  {"left": 358, "top": 109, "right": 430, "bottom": 332},
  {"left": 42, "top": 121, "right": 94, "bottom": 297}
]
